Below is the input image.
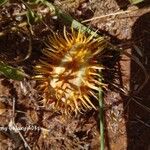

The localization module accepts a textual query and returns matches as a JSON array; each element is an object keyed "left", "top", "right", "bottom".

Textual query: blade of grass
[
  {"left": 99, "top": 71, "right": 104, "bottom": 150},
  {"left": 42, "top": 1, "right": 105, "bottom": 40},
  {"left": 129, "top": 0, "right": 144, "bottom": 4}
]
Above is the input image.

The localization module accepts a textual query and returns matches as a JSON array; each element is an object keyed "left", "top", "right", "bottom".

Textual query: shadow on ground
[
  {"left": 125, "top": 12, "right": 150, "bottom": 150},
  {"left": 102, "top": 11, "right": 150, "bottom": 150}
]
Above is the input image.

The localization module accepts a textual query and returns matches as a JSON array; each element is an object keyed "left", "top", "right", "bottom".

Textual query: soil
[{"left": 0, "top": 0, "right": 150, "bottom": 150}]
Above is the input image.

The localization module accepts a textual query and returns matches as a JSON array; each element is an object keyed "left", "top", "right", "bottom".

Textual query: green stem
[{"left": 99, "top": 73, "right": 104, "bottom": 150}]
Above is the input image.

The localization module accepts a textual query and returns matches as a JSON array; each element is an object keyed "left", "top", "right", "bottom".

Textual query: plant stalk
[{"left": 99, "top": 72, "right": 104, "bottom": 150}]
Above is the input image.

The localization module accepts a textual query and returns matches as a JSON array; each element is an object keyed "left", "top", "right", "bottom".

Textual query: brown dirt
[{"left": 0, "top": 0, "right": 150, "bottom": 150}]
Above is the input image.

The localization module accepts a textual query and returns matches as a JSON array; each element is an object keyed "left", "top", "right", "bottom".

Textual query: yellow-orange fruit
[{"left": 34, "top": 27, "right": 106, "bottom": 114}]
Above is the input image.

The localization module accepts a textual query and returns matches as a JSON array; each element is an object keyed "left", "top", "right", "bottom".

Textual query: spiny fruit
[{"left": 34, "top": 27, "right": 107, "bottom": 114}]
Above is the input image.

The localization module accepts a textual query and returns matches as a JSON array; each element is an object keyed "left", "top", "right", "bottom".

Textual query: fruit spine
[{"left": 35, "top": 27, "right": 106, "bottom": 114}]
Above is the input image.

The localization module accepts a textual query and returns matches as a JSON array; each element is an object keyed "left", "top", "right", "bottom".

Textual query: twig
[
  {"left": 82, "top": 9, "right": 135, "bottom": 23},
  {"left": 15, "top": 125, "right": 32, "bottom": 150},
  {"left": 82, "top": 7, "right": 150, "bottom": 23},
  {"left": 10, "top": 97, "right": 32, "bottom": 150}
]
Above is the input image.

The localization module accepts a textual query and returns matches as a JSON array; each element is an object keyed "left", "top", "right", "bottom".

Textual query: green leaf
[
  {"left": 129, "top": 0, "right": 144, "bottom": 4},
  {"left": 0, "top": 62, "right": 28, "bottom": 81}
]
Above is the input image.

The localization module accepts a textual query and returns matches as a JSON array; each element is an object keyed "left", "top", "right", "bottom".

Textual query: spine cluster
[{"left": 35, "top": 27, "right": 106, "bottom": 114}]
